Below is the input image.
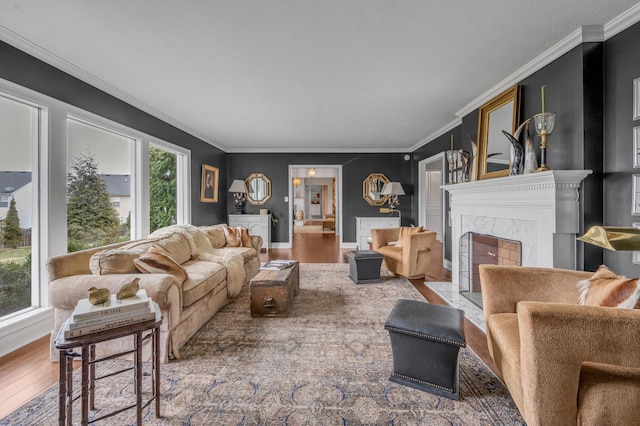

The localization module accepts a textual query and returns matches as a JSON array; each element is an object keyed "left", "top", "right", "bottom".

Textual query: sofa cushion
[
  {"left": 89, "top": 249, "right": 140, "bottom": 275},
  {"left": 199, "top": 225, "right": 227, "bottom": 248},
  {"left": 577, "top": 265, "right": 640, "bottom": 308},
  {"left": 181, "top": 260, "right": 227, "bottom": 307},
  {"left": 134, "top": 246, "right": 188, "bottom": 284},
  {"left": 123, "top": 232, "right": 193, "bottom": 265},
  {"left": 223, "top": 246, "right": 258, "bottom": 262}
]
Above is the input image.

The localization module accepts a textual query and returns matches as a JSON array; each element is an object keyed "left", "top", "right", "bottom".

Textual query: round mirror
[
  {"left": 362, "top": 173, "right": 389, "bottom": 206},
  {"left": 245, "top": 173, "right": 272, "bottom": 205}
]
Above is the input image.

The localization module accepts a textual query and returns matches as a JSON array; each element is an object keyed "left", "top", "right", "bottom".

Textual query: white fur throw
[{"left": 149, "top": 224, "right": 246, "bottom": 298}]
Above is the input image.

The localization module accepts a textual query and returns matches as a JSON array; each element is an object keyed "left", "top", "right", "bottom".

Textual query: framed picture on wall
[
  {"left": 635, "top": 127, "right": 640, "bottom": 168},
  {"left": 634, "top": 77, "right": 640, "bottom": 121},
  {"left": 201, "top": 164, "right": 219, "bottom": 203}
]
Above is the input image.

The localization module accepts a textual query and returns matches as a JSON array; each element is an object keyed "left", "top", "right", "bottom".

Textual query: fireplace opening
[{"left": 459, "top": 232, "right": 522, "bottom": 309}]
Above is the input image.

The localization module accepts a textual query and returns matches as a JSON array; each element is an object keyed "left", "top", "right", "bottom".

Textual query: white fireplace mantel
[{"left": 443, "top": 170, "right": 592, "bottom": 286}]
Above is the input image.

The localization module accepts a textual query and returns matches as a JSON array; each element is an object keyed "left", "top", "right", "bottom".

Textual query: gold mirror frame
[
  {"left": 245, "top": 173, "right": 272, "bottom": 205},
  {"left": 362, "top": 173, "right": 389, "bottom": 206},
  {"left": 477, "top": 85, "right": 521, "bottom": 180}
]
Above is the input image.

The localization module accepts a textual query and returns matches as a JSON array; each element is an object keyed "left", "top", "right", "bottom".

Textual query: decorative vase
[{"left": 523, "top": 121, "right": 538, "bottom": 173}]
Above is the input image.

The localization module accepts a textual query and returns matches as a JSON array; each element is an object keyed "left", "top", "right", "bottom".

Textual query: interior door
[{"left": 425, "top": 170, "right": 443, "bottom": 241}]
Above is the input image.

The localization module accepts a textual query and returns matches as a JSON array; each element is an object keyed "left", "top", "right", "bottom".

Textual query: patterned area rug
[{"left": 2, "top": 263, "right": 524, "bottom": 425}]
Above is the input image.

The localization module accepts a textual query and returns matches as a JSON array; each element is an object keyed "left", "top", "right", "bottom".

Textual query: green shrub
[{"left": 0, "top": 257, "right": 32, "bottom": 317}]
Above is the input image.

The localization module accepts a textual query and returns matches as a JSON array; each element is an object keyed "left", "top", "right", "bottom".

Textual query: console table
[
  {"left": 229, "top": 214, "right": 271, "bottom": 250},
  {"left": 355, "top": 216, "right": 400, "bottom": 250},
  {"left": 55, "top": 306, "right": 162, "bottom": 425}
]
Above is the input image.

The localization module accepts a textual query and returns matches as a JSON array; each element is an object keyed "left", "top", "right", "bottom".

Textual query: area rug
[{"left": 2, "top": 263, "right": 524, "bottom": 425}]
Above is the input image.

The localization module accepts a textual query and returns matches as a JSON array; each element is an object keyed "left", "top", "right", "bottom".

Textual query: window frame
[{"left": 0, "top": 77, "right": 191, "bottom": 356}]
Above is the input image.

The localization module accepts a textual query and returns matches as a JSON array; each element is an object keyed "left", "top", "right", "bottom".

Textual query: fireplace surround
[{"left": 444, "top": 170, "right": 591, "bottom": 291}]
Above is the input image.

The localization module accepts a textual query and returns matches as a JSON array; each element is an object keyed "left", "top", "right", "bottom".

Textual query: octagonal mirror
[
  {"left": 363, "top": 173, "right": 389, "bottom": 206},
  {"left": 245, "top": 173, "right": 272, "bottom": 205}
]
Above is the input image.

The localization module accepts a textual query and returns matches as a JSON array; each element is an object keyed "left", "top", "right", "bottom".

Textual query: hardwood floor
[{"left": 0, "top": 232, "right": 495, "bottom": 419}]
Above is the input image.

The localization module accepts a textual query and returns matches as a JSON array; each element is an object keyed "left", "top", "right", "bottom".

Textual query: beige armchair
[
  {"left": 371, "top": 227, "right": 436, "bottom": 279},
  {"left": 480, "top": 265, "right": 640, "bottom": 426}
]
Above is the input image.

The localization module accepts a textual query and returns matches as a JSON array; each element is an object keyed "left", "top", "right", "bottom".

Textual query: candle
[
  {"left": 451, "top": 134, "right": 454, "bottom": 150},
  {"left": 541, "top": 85, "right": 546, "bottom": 114}
]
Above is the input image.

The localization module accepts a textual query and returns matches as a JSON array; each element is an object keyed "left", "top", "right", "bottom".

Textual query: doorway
[
  {"left": 418, "top": 153, "right": 446, "bottom": 267},
  {"left": 288, "top": 165, "right": 342, "bottom": 248}
]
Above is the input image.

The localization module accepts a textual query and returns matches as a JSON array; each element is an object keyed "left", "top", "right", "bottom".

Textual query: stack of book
[{"left": 65, "top": 289, "right": 156, "bottom": 339}]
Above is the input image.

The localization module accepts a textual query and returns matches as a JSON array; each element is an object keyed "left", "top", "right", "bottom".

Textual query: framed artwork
[
  {"left": 633, "top": 174, "right": 640, "bottom": 216},
  {"left": 635, "top": 127, "right": 640, "bottom": 168},
  {"left": 634, "top": 77, "right": 640, "bottom": 121},
  {"left": 200, "top": 165, "right": 219, "bottom": 203}
]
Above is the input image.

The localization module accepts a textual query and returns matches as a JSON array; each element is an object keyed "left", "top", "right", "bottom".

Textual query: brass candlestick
[{"left": 533, "top": 112, "right": 556, "bottom": 172}]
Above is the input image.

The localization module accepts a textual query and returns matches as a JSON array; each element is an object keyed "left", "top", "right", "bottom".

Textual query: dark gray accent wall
[
  {"left": 0, "top": 41, "right": 228, "bottom": 226},
  {"left": 411, "top": 43, "right": 606, "bottom": 271},
  {"left": 603, "top": 22, "right": 640, "bottom": 276},
  {"left": 227, "top": 153, "right": 412, "bottom": 243}
]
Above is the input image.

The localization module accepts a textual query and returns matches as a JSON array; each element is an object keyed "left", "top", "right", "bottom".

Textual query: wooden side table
[{"left": 54, "top": 304, "right": 162, "bottom": 425}]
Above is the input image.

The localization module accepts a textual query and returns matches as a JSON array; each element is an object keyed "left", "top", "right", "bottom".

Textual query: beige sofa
[
  {"left": 47, "top": 224, "right": 262, "bottom": 363},
  {"left": 480, "top": 265, "right": 640, "bottom": 426}
]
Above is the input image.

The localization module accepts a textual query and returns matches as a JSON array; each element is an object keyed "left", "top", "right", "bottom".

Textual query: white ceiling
[{"left": 1, "top": 1, "right": 638, "bottom": 153}]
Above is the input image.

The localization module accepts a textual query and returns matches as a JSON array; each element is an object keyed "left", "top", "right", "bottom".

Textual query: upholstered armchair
[
  {"left": 371, "top": 227, "right": 436, "bottom": 279},
  {"left": 479, "top": 265, "right": 640, "bottom": 426}
]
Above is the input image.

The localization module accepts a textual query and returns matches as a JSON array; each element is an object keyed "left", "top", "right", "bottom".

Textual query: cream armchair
[
  {"left": 479, "top": 265, "right": 640, "bottom": 426},
  {"left": 371, "top": 227, "right": 436, "bottom": 279}
]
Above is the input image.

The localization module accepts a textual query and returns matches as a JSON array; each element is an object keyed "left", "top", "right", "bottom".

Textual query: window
[
  {"left": 0, "top": 94, "right": 38, "bottom": 319},
  {"left": 67, "top": 118, "right": 134, "bottom": 252},
  {"left": 0, "top": 80, "right": 191, "bottom": 355}
]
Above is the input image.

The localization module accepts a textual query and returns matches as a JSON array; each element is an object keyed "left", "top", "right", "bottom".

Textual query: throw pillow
[
  {"left": 577, "top": 265, "right": 640, "bottom": 309},
  {"left": 89, "top": 249, "right": 139, "bottom": 275},
  {"left": 134, "top": 246, "right": 188, "bottom": 284},
  {"left": 223, "top": 225, "right": 241, "bottom": 247},
  {"left": 396, "top": 226, "right": 424, "bottom": 248},
  {"left": 238, "top": 227, "right": 252, "bottom": 248}
]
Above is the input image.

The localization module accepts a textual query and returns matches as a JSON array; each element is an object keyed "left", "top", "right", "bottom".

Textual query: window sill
[{"left": 0, "top": 307, "right": 53, "bottom": 357}]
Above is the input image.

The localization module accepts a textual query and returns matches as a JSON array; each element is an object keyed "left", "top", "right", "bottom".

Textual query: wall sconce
[
  {"left": 381, "top": 182, "right": 405, "bottom": 222},
  {"left": 308, "top": 168, "right": 316, "bottom": 178},
  {"left": 293, "top": 177, "right": 301, "bottom": 197},
  {"left": 229, "top": 179, "right": 248, "bottom": 214}
]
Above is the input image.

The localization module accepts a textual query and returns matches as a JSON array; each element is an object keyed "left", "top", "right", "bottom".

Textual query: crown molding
[
  {"left": 0, "top": 25, "right": 228, "bottom": 152},
  {"left": 455, "top": 26, "right": 602, "bottom": 119},
  {"left": 604, "top": 2, "right": 640, "bottom": 39},
  {"left": 409, "top": 117, "right": 462, "bottom": 151}
]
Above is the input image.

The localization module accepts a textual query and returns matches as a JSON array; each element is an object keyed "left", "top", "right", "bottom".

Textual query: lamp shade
[
  {"left": 577, "top": 226, "right": 640, "bottom": 251},
  {"left": 229, "top": 179, "right": 248, "bottom": 193},
  {"left": 381, "top": 182, "right": 405, "bottom": 196}
]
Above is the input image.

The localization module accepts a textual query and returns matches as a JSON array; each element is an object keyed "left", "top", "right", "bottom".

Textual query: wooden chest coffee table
[{"left": 250, "top": 261, "right": 300, "bottom": 317}]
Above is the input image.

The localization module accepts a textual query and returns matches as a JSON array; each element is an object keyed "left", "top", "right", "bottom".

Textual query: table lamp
[{"left": 229, "top": 179, "right": 248, "bottom": 213}]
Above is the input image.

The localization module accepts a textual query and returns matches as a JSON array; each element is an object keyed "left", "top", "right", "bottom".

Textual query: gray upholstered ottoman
[
  {"left": 345, "top": 250, "right": 384, "bottom": 284},
  {"left": 384, "top": 299, "right": 466, "bottom": 399}
]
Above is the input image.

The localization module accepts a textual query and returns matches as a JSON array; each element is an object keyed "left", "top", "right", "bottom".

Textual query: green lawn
[{"left": 0, "top": 247, "right": 31, "bottom": 264}]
